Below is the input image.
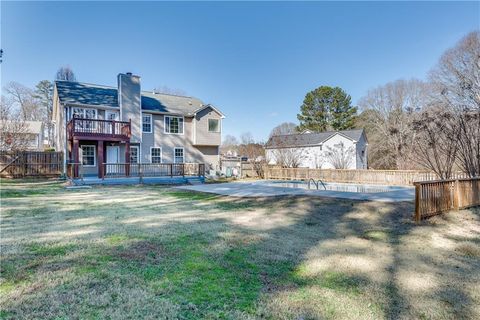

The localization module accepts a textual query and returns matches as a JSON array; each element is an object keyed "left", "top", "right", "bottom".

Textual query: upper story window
[
  {"left": 208, "top": 119, "right": 220, "bottom": 133},
  {"left": 72, "top": 107, "right": 97, "bottom": 120},
  {"left": 165, "top": 116, "right": 184, "bottom": 134},
  {"left": 72, "top": 108, "right": 97, "bottom": 130},
  {"left": 142, "top": 114, "right": 152, "bottom": 133}
]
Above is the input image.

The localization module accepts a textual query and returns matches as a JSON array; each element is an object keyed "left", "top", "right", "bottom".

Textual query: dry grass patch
[{"left": 1, "top": 180, "right": 479, "bottom": 319}]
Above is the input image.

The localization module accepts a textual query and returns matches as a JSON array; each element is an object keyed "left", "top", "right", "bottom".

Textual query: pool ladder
[{"left": 307, "top": 178, "right": 327, "bottom": 190}]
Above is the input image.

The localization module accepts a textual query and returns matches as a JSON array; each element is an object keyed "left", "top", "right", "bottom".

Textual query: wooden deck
[{"left": 67, "top": 117, "right": 131, "bottom": 141}]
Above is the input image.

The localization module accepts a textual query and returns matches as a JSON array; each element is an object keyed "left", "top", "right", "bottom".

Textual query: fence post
[
  {"left": 139, "top": 163, "right": 143, "bottom": 184},
  {"left": 170, "top": 164, "right": 173, "bottom": 177},
  {"left": 414, "top": 183, "right": 421, "bottom": 223},
  {"left": 453, "top": 179, "right": 460, "bottom": 210},
  {"left": 23, "top": 152, "right": 28, "bottom": 178}
]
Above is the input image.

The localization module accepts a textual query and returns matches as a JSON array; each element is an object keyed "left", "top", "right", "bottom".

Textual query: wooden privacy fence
[
  {"left": 0, "top": 151, "right": 63, "bottom": 178},
  {"left": 264, "top": 167, "right": 469, "bottom": 186},
  {"left": 414, "top": 178, "right": 480, "bottom": 221}
]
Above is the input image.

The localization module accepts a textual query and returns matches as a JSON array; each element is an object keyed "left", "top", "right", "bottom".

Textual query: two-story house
[{"left": 52, "top": 72, "right": 224, "bottom": 178}]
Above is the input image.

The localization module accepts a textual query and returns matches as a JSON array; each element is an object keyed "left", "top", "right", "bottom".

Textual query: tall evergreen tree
[
  {"left": 34, "top": 80, "right": 54, "bottom": 146},
  {"left": 297, "top": 86, "right": 357, "bottom": 132}
]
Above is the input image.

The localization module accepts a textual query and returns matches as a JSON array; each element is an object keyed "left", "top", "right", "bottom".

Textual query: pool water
[{"left": 259, "top": 180, "right": 404, "bottom": 193}]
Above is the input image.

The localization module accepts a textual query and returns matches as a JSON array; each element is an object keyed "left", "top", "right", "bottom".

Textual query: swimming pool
[
  {"left": 177, "top": 180, "right": 415, "bottom": 202},
  {"left": 259, "top": 180, "right": 405, "bottom": 193}
]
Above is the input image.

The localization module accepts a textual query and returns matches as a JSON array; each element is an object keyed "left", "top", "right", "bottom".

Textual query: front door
[{"left": 106, "top": 146, "right": 120, "bottom": 173}]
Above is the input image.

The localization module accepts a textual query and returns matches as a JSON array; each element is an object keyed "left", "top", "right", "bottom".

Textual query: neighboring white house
[
  {"left": 265, "top": 129, "right": 368, "bottom": 169},
  {"left": 0, "top": 120, "right": 45, "bottom": 151}
]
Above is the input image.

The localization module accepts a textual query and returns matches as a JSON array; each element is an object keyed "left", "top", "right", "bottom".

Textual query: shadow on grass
[{"left": 1, "top": 184, "right": 479, "bottom": 319}]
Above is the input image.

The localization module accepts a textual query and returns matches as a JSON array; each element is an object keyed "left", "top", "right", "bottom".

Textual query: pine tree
[{"left": 297, "top": 86, "right": 357, "bottom": 132}]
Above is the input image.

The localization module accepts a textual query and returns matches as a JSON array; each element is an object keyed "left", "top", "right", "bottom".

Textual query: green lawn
[{"left": 1, "top": 180, "right": 479, "bottom": 319}]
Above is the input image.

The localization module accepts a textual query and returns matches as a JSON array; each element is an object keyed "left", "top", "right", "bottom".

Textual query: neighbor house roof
[
  {"left": 55, "top": 81, "right": 215, "bottom": 116},
  {"left": 265, "top": 129, "right": 365, "bottom": 149}
]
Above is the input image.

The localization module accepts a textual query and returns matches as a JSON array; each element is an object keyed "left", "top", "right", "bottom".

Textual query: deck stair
[{"left": 186, "top": 177, "right": 205, "bottom": 185}]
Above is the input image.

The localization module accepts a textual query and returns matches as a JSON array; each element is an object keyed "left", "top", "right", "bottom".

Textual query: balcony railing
[{"left": 67, "top": 117, "right": 131, "bottom": 140}]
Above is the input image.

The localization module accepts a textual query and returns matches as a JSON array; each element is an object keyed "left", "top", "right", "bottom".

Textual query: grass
[{"left": 1, "top": 180, "right": 479, "bottom": 319}]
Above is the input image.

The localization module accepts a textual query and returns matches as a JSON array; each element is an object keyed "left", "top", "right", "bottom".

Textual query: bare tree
[
  {"left": 56, "top": 66, "right": 77, "bottom": 81},
  {"left": 269, "top": 122, "right": 298, "bottom": 137},
  {"left": 358, "top": 79, "right": 430, "bottom": 169},
  {"left": 0, "top": 96, "right": 30, "bottom": 151},
  {"left": 411, "top": 106, "right": 459, "bottom": 179},
  {"left": 220, "top": 134, "right": 239, "bottom": 156},
  {"left": 4, "top": 82, "right": 44, "bottom": 121},
  {"left": 324, "top": 142, "right": 355, "bottom": 169},
  {"left": 238, "top": 132, "right": 266, "bottom": 177},
  {"left": 269, "top": 147, "right": 305, "bottom": 168},
  {"left": 429, "top": 31, "right": 480, "bottom": 177},
  {"left": 34, "top": 80, "right": 54, "bottom": 146}
]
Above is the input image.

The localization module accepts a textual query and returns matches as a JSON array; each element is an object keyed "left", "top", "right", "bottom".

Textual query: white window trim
[
  {"left": 142, "top": 113, "right": 152, "bottom": 133},
  {"left": 150, "top": 147, "right": 162, "bottom": 164},
  {"left": 81, "top": 145, "right": 96, "bottom": 167},
  {"left": 106, "top": 110, "right": 120, "bottom": 121},
  {"left": 130, "top": 146, "right": 139, "bottom": 164},
  {"left": 208, "top": 118, "right": 221, "bottom": 133},
  {"left": 164, "top": 116, "right": 184, "bottom": 135},
  {"left": 72, "top": 107, "right": 98, "bottom": 120},
  {"left": 174, "top": 147, "right": 185, "bottom": 163}
]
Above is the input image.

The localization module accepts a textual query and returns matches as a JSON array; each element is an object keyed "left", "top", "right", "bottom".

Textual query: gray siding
[
  {"left": 194, "top": 107, "right": 222, "bottom": 146},
  {"left": 140, "top": 113, "right": 220, "bottom": 169}
]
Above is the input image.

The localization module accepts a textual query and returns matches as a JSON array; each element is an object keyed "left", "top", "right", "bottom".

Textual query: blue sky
[{"left": 1, "top": 1, "right": 479, "bottom": 141}]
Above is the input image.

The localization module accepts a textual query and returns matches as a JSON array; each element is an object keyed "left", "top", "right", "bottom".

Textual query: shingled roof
[
  {"left": 55, "top": 81, "right": 208, "bottom": 116},
  {"left": 56, "top": 81, "right": 118, "bottom": 108},
  {"left": 265, "top": 129, "right": 365, "bottom": 149}
]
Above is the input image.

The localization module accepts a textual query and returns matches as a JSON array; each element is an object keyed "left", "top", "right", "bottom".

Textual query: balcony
[{"left": 67, "top": 117, "right": 131, "bottom": 141}]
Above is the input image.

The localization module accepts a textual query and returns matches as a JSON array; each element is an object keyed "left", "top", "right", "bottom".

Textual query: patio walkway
[{"left": 176, "top": 180, "right": 415, "bottom": 202}]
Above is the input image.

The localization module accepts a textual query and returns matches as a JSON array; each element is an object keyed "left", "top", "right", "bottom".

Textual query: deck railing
[
  {"left": 414, "top": 177, "right": 480, "bottom": 221},
  {"left": 67, "top": 117, "right": 131, "bottom": 140},
  {"left": 103, "top": 163, "right": 205, "bottom": 179}
]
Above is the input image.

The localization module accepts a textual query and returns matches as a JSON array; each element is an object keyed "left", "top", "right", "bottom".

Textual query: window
[
  {"left": 130, "top": 146, "right": 139, "bottom": 164},
  {"left": 143, "top": 114, "right": 152, "bottom": 133},
  {"left": 72, "top": 108, "right": 97, "bottom": 130},
  {"left": 151, "top": 147, "right": 162, "bottom": 163},
  {"left": 165, "top": 116, "right": 184, "bottom": 134},
  {"left": 72, "top": 107, "right": 85, "bottom": 119},
  {"left": 208, "top": 119, "right": 220, "bottom": 132},
  {"left": 174, "top": 148, "right": 184, "bottom": 163},
  {"left": 71, "top": 108, "right": 97, "bottom": 119},
  {"left": 81, "top": 145, "right": 96, "bottom": 167}
]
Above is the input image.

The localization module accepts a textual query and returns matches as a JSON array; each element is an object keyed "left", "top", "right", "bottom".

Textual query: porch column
[
  {"left": 125, "top": 142, "right": 130, "bottom": 177},
  {"left": 73, "top": 139, "right": 79, "bottom": 178},
  {"left": 98, "top": 140, "right": 104, "bottom": 178}
]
